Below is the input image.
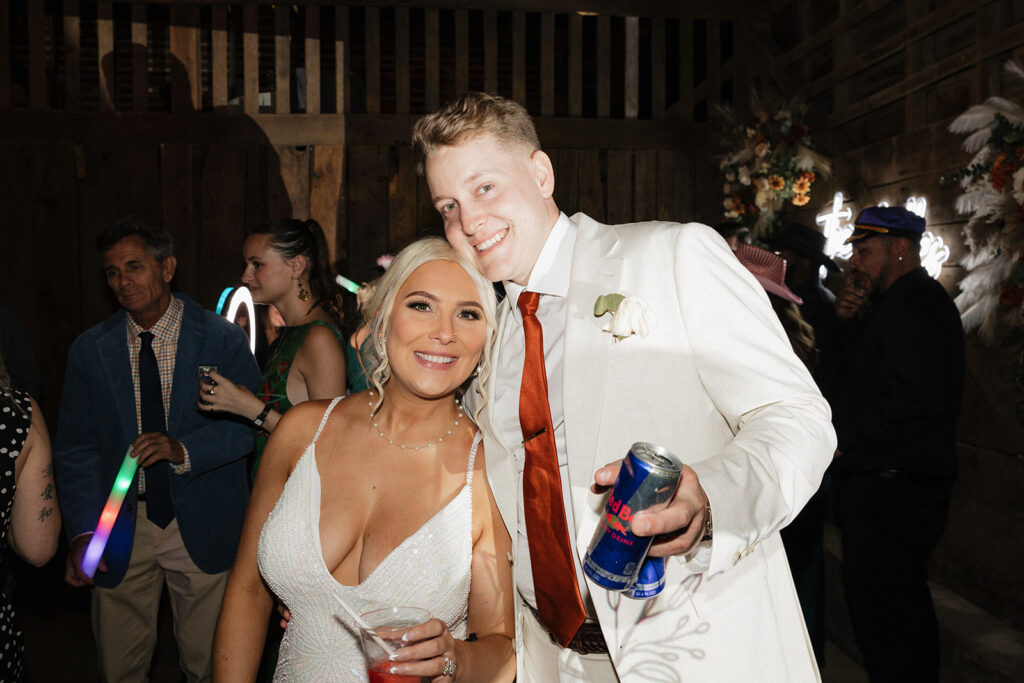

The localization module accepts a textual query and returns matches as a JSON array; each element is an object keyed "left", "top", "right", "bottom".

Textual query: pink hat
[{"left": 735, "top": 244, "right": 803, "bottom": 305}]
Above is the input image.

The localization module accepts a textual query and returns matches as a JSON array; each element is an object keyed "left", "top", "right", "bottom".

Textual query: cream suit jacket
[{"left": 470, "top": 215, "right": 835, "bottom": 682}]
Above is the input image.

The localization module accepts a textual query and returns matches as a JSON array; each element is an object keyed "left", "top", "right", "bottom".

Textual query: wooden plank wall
[
  {"left": 0, "top": 0, "right": 752, "bottom": 421},
  {"left": 767, "top": 0, "right": 1024, "bottom": 292},
  {"left": 762, "top": 0, "right": 1024, "bottom": 636}
]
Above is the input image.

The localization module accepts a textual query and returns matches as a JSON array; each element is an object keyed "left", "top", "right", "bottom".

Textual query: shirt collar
[
  {"left": 126, "top": 295, "right": 184, "bottom": 342},
  {"left": 504, "top": 212, "right": 576, "bottom": 315}
]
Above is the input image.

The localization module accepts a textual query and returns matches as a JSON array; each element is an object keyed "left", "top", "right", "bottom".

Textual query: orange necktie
[{"left": 517, "top": 291, "right": 586, "bottom": 648}]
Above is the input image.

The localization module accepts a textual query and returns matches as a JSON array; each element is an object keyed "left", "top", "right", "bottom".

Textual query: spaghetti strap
[
  {"left": 465, "top": 431, "right": 482, "bottom": 486},
  {"left": 312, "top": 396, "right": 344, "bottom": 444}
]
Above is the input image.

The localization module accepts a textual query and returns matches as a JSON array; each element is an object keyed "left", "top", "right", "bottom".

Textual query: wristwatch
[
  {"left": 701, "top": 501, "right": 714, "bottom": 541},
  {"left": 252, "top": 404, "right": 272, "bottom": 428}
]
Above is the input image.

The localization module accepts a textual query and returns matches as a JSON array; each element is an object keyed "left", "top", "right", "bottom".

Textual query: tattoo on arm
[
  {"left": 38, "top": 507, "right": 53, "bottom": 522},
  {"left": 41, "top": 465, "right": 52, "bottom": 478},
  {"left": 42, "top": 483, "right": 53, "bottom": 500}
]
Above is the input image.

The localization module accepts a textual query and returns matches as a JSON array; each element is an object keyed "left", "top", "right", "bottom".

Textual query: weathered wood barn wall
[
  {"left": 760, "top": 0, "right": 1024, "bottom": 670},
  {"left": 1, "top": 0, "right": 755, "bottom": 424}
]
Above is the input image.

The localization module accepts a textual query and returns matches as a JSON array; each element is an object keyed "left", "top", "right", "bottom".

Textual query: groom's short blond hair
[{"left": 412, "top": 92, "right": 541, "bottom": 173}]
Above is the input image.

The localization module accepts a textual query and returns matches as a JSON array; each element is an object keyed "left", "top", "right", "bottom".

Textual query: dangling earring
[
  {"left": 473, "top": 363, "right": 482, "bottom": 377},
  {"left": 297, "top": 279, "right": 311, "bottom": 302}
]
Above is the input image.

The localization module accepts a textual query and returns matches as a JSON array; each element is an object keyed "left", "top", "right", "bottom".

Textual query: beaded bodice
[{"left": 257, "top": 396, "right": 478, "bottom": 681}]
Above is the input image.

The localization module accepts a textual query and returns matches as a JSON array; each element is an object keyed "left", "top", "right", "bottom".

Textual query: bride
[{"left": 213, "top": 237, "right": 514, "bottom": 681}]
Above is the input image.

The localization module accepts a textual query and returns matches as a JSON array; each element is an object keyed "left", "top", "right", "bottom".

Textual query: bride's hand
[
  {"left": 385, "top": 618, "right": 460, "bottom": 681},
  {"left": 197, "top": 370, "right": 262, "bottom": 420}
]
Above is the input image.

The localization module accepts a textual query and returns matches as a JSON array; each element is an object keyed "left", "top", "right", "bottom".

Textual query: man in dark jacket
[
  {"left": 824, "top": 206, "right": 964, "bottom": 682},
  {"left": 54, "top": 220, "right": 261, "bottom": 682}
]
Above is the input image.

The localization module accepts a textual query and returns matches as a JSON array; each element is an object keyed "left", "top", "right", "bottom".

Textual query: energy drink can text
[
  {"left": 583, "top": 442, "right": 682, "bottom": 593},
  {"left": 624, "top": 557, "right": 666, "bottom": 599}
]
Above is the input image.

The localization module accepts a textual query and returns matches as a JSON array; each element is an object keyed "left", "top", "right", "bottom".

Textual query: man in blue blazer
[{"left": 54, "top": 219, "right": 261, "bottom": 682}]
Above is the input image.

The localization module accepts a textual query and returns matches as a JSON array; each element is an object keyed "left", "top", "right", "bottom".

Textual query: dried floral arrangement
[
  {"left": 718, "top": 94, "right": 831, "bottom": 237},
  {"left": 945, "top": 60, "right": 1024, "bottom": 422}
]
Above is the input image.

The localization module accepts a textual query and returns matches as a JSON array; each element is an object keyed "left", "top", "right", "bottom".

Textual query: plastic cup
[{"left": 359, "top": 606, "right": 431, "bottom": 683}]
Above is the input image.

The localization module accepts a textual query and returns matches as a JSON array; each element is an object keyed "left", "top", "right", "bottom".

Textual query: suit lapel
[
  {"left": 563, "top": 216, "right": 623, "bottom": 498},
  {"left": 481, "top": 298, "right": 519, "bottom": 535},
  {"left": 97, "top": 313, "right": 138, "bottom": 446},
  {"left": 169, "top": 297, "right": 199, "bottom": 435}
]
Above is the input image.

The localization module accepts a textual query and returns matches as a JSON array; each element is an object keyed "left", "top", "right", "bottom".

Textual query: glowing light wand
[
  {"left": 81, "top": 447, "right": 139, "bottom": 578},
  {"left": 335, "top": 275, "right": 361, "bottom": 294}
]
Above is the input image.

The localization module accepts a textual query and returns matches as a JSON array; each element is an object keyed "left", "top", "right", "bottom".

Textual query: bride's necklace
[{"left": 368, "top": 392, "right": 464, "bottom": 452}]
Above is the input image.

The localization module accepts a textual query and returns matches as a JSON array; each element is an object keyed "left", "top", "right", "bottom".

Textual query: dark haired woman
[{"left": 198, "top": 218, "right": 347, "bottom": 479}]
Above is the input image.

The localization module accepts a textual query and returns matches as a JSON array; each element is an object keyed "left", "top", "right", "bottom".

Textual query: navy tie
[{"left": 139, "top": 331, "right": 174, "bottom": 528}]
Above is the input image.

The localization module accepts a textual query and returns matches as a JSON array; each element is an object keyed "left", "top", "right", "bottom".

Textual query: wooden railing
[{"left": 2, "top": 0, "right": 746, "bottom": 122}]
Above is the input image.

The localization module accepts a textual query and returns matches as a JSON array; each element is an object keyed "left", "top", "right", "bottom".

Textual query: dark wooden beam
[
  {"left": 0, "top": 111, "right": 347, "bottom": 146},
  {"left": 134, "top": 0, "right": 737, "bottom": 21},
  {"left": 243, "top": 4, "right": 258, "bottom": 115}
]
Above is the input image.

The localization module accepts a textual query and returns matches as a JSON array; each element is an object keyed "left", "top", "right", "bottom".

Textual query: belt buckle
[{"left": 527, "top": 602, "right": 608, "bottom": 656}]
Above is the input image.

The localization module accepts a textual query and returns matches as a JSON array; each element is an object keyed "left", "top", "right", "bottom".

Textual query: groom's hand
[{"left": 593, "top": 461, "right": 710, "bottom": 558}]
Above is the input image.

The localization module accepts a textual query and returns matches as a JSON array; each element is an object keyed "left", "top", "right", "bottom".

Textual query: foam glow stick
[
  {"left": 223, "top": 286, "right": 257, "bottom": 355},
  {"left": 82, "top": 447, "right": 139, "bottom": 579},
  {"left": 215, "top": 286, "right": 235, "bottom": 315},
  {"left": 335, "top": 275, "right": 361, "bottom": 294}
]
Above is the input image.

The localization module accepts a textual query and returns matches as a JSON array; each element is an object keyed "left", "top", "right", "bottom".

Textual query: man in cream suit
[{"left": 413, "top": 93, "right": 836, "bottom": 682}]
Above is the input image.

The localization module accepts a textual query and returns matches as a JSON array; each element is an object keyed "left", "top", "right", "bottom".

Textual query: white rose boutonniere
[{"left": 594, "top": 293, "right": 655, "bottom": 341}]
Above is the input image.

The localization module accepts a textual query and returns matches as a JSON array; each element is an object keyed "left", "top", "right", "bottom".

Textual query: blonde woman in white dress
[{"left": 214, "top": 237, "right": 514, "bottom": 682}]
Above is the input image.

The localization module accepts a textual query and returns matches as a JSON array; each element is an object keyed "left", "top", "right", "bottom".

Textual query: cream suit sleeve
[{"left": 670, "top": 224, "right": 835, "bottom": 578}]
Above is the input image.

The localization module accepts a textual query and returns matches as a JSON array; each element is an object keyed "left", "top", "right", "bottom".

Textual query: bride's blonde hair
[{"left": 363, "top": 237, "right": 497, "bottom": 420}]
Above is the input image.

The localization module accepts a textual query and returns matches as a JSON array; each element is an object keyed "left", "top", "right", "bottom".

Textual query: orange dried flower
[
  {"left": 792, "top": 177, "right": 811, "bottom": 194},
  {"left": 768, "top": 175, "right": 785, "bottom": 190},
  {"left": 991, "top": 153, "right": 1017, "bottom": 192},
  {"left": 1000, "top": 284, "right": 1024, "bottom": 308},
  {"left": 792, "top": 193, "right": 810, "bottom": 207}
]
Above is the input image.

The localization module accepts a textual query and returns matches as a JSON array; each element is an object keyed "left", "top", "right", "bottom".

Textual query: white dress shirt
[{"left": 494, "top": 213, "right": 596, "bottom": 614}]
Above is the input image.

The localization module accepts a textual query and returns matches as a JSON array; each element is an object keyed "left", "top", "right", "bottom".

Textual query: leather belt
[{"left": 526, "top": 602, "right": 608, "bottom": 655}]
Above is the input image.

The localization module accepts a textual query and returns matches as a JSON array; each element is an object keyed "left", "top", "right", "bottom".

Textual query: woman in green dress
[{"left": 199, "top": 218, "right": 347, "bottom": 479}]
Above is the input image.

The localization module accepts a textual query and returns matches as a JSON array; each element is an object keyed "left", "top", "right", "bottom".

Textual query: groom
[{"left": 413, "top": 92, "right": 836, "bottom": 681}]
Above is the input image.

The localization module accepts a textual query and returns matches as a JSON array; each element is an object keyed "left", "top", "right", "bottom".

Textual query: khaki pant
[{"left": 91, "top": 502, "right": 229, "bottom": 683}]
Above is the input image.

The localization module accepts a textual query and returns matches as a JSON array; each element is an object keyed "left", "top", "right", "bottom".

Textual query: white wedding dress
[{"left": 257, "top": 397, "right": 478, "bottom": 681}]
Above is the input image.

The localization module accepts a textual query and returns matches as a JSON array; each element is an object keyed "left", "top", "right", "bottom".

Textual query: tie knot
[
  {"left": 517, "top": 291, "right": 540, "bottom": 318},
  {"left": 139, "top": 331, "right": 154, "bottom": 347}
]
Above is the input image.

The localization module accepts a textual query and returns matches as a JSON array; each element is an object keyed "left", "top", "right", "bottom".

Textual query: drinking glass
[{"left": 359, "top": 606, "right": 431, "bottom": 683}]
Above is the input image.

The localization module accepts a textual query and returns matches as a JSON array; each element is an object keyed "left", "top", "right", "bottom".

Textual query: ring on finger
[
  {"left": 441, "top": 655, "right": 456, "bottom": 678},
  {"left": 205, "top": 388, "right": 215, "bottom": 396}
]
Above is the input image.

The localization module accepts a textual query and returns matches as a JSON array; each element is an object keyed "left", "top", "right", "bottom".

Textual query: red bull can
[
  {"left": 624, "top": 557, "right": 666, "bottom": 599},
  {"left": 583, "top": 442, "right": 682, "bottom": 594}
]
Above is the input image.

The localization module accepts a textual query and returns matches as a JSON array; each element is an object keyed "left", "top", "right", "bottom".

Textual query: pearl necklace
[{"left": 368, "top": 393, "right": 464, "bottom": 452}]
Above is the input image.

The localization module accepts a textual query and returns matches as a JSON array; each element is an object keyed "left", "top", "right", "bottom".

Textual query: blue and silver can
[
  {"left": 582, "top": 442, "right": 682, "bottom": 594},
  {"left": 624, "top": 557, "right": 666, "bottom": 599}
]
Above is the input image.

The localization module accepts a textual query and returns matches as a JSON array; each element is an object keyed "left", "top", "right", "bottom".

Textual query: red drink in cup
[
  {"left": 367, "top": 663, "right": 419, "bottom": 683},
  {"left": 359, "top": 606, "right": 431, "bottom": 683}
]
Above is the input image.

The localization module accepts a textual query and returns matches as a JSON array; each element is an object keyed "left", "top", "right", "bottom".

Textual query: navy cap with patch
[{"left": 846, "top": 206, "right": 926, "bottom": 244}]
